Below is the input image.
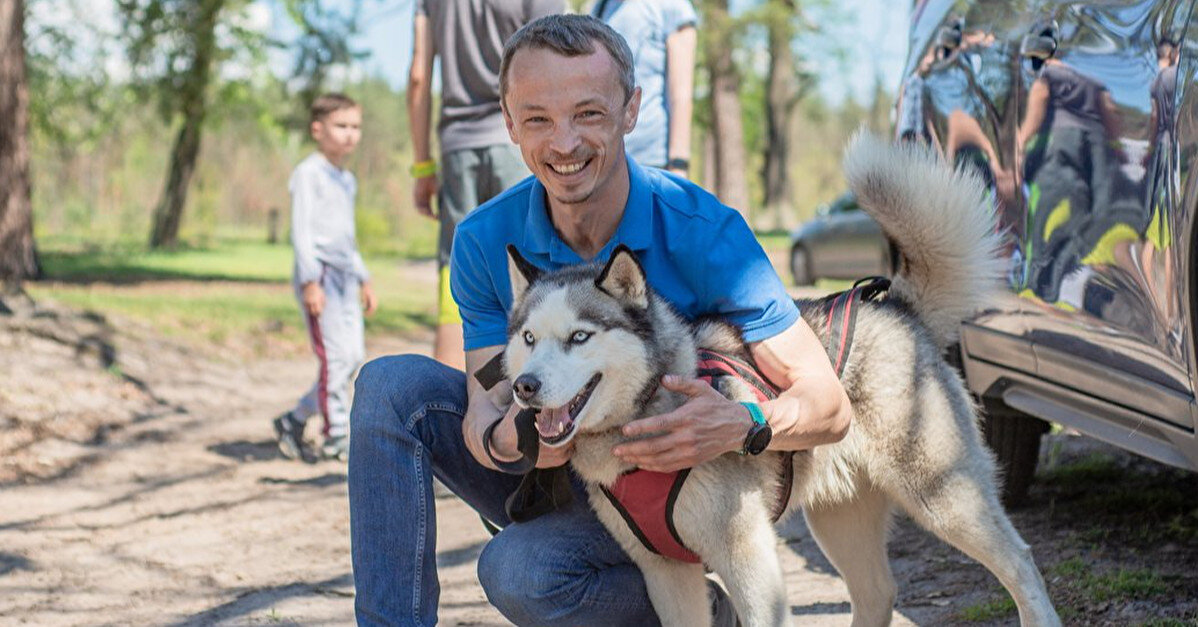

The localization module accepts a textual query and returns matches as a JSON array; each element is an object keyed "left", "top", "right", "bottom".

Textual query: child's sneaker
[
  {"left": 321, "top": 435, "right": 349, "bottom": 462},
  {"left": 273, "top": 412, "right": 309, "bottom": 461}
]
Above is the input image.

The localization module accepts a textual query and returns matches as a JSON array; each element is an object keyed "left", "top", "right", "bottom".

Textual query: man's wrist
[
  {"left": 666, "top": 157, "right": 690, "bottom": 171},
  {"left": 410, "top": 159, "right": 437, "bottom": 178},
  {"left": 738, "top": 401, "right": 773, "bottom": 455}
]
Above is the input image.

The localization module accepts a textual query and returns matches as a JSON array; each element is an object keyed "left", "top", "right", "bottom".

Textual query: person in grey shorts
[
  {"left": 407, "top": 0, "right": 564, "bottom": 370},
  {"left": 273, "top": 93, "right": 378, "bottom": 463}
]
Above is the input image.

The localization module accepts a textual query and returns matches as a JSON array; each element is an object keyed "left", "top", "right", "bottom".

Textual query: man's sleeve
[
  {"left": 687, "top": 211, "right": 799, "bottom": 344},
  {"left": 662, "top": 0, "right": 698, "bottom": 33},
  {"left": 351, "top": 251, "right": 370, "bottom": 284},
  {"left": 450, "top": 231, "right": 510, "bottom": 350},
  {"left": 526, "top": 0, "right": 565, "bottom": 21},
  {"left": 290, "top": 168, "right": 323, "bottom": 286}
]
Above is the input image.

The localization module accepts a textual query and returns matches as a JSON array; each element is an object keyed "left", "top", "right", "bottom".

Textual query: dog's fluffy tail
[{"left": 843, "top": 132, "right": 1005, "bottom": 349}]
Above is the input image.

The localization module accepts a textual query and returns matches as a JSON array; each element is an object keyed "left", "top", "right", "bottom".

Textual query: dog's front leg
[
  {"left": 635, "top": 556, "right": 710, "bottom": 627},
  {"left": 695, "top": 511, "right": 789, "bottom": 627}
]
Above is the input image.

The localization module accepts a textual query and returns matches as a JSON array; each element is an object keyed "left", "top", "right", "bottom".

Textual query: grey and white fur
[{"left": 500, "top": 133, "right": 1060, "bottom": 627}]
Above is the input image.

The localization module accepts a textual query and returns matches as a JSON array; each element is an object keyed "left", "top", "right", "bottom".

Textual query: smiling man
[{"left": 347, "top": 15, "right": 851, "bottom": 626}]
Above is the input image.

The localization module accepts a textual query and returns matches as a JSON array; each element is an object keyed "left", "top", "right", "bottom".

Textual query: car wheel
[
  {"left": 791, "top": 245, "right": 813, "bottom": 286},
  {"left": 980, "top": 398, "right": 1050, "bottom": 506}
]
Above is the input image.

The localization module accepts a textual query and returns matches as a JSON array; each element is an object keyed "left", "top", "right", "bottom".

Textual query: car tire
[
  {"left": 980, "top": 398, "right": 1050, "bottom": 507},
  {"left": 791, "top": 245, "right": 813, "bottom": 286}
]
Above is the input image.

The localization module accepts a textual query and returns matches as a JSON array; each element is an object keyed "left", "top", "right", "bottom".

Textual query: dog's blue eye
[
  {"left": 571, "top": 331, "right": 591, "bottom": 344},
  {"left": 523, "top": 330, "right": 535, "bottom": 345}
]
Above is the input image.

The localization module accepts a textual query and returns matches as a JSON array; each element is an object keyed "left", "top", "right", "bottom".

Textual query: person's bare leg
[{"left": 433, "top": 322, "right": 464, "bottom": 371}]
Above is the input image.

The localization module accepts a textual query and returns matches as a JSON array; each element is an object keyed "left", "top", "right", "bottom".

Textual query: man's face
[
  {"left": 503, "top": 46, "right": 640, "bottom": 207},
  {"left": 312, "top": 106, "right": 363, "bottom": 162}
]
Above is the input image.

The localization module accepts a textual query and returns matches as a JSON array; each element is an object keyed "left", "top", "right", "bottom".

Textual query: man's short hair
[
  {"left": 499, "top": 14, "right": 635, "bottom": 107},
  {"left": 1158, "top": 38, "right": 1178, "bottom": 60},
  {"left": 310, "top": 93, "right": 360, "bottom": 126}
]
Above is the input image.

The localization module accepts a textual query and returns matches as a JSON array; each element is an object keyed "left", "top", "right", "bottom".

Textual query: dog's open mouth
[{"left": 535, "top": 373, "right": 602, "bottom": 445}]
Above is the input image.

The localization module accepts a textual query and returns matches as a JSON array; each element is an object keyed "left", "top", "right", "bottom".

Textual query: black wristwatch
[{"left": 739, "top": 402, "right": 772, "bottom": 456}]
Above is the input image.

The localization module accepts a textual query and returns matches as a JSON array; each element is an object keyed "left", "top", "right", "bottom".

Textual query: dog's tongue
[{"left": 535, "top": 405, "right": 572, "bottom": 438}]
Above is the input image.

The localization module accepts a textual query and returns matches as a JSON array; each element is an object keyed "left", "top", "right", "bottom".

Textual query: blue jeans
[{"left": 348, "top": 354, "right": 661, "bottom": 626}]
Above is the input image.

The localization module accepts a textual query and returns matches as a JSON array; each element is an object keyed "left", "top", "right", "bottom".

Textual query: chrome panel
[
  {"left": 1034, "top": 341, "right": 1194, "bottom": 425},
  {"left": 1172, "top": 2, "right": 1198, "bottom": 399},
  {"left": 964, "top": 357, "right": 1198, "bottom": 471},
  {"left": 900, "top": 2, "right": 1044, "bottom": 342},
  {"left": 1016, "top": 1, "right": 1196, "bottom": 419},
  {"left": 906, "top": 0, "right": 1198, "bottom": 465},
  {"left": 961, "top": 318, "right": 1038, "bottom": 374}
]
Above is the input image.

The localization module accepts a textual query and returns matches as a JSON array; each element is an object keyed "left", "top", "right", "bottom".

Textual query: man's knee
[
  {"left": 477, "top": 528, "right": 586, "bottom": 626},
  {"left": 352, "top": 354, "right": 457, "bottom": 430}
]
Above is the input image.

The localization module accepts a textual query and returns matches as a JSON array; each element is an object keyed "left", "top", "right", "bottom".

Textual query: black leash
[{"left": 475, "top": 354, "right": 574, "bottom": 523}]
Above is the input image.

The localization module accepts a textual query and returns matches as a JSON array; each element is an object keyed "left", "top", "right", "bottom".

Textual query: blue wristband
[{"left": 740, "top": 401, "right": 766, "bottom": 426}]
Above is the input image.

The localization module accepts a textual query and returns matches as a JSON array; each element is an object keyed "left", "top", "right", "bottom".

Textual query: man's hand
[
  {"left": 360, "top": 281, "right": 378, "bottom": 316},
  {"left": 302, "top": 281, "right": 326, "bottom": 317},
  {"left": 667, "top": 164, "right": 688, "bottom": 178},
  {"left": 489, "top": 403, "right": 575, "bottom": 468},
  {"left": 414, "top": 176, "right": 439, "bottom": 219},
  {"left": 612, "top": 375, "right": 753, "bottom": 473}
]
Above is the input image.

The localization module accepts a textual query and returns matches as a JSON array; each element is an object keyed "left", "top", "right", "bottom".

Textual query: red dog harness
[
  {"left": 600, "top": 350, "right": 782, "bottom": 563},
  {"left": 598, "top": 278, "right": 890, "bottom": 563}
]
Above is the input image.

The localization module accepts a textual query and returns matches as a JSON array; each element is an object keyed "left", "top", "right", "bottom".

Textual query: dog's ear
[
  {"left": 596, "top": 244, "right": 648, "bottom": 308},
  {"left": 506, "top": 245, "right": 541, "bottom": 302}
]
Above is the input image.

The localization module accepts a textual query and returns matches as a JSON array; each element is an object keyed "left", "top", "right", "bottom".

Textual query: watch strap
[
  {"left": 666, "top": 157, "right": 690, "bottom": 171},
  {"left": 740, "top": 401, "right": 766, "bottom": 426},
  {"left": 738, "top": 401, "right": 768, "bottom": 455}
]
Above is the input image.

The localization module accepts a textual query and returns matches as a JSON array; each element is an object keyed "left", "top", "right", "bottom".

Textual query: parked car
[
  {"left": 788, "top": 193, "right": 892, "bottom": 285},
  {"left": 900, "top": 0, "right": 1198, "bottom": 503}
]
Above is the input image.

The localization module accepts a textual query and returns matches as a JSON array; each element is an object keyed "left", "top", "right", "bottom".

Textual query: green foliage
[{"left": 25, "top": 1, "right": 130, "bottom": 149}]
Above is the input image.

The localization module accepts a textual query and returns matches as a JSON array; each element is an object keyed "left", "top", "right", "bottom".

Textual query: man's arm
[
  {"left": 665, "top": 24, "right": 696, "bottom": 176},
  {"left": 749, "top": 317, "right": 852, "bottom": 449},
  {"left": 1016, "top": 77, "right": 1049, "bottom": 153},
  {"left": 614, "top": 318, "right": 850, "bottom": 473},
  {"left": 407, "top": 13, "right": 437, "bottom": 219},
  {"left": 464, "top": 346, "right": 574, "bottom": 470}
]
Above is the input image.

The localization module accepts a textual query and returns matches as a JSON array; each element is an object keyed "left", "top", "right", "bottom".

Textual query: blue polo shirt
[{"left": 449, "top": 157, "right": 799, "bottom": 351}]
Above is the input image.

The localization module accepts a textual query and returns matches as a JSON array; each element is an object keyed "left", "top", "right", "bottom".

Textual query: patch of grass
[
  {"left": 29, "top": 238, "right": 436, "bottom": 356},
  {"left": 1050, "top": 558, "right": 1171, "bottom": 604},
  {"left": 755, "top": 229, "right": 791, "bottom": 255},
  {"left": 960, "top": 595, "right": 1016, "bottom": 622},
  {"left": 1142, "top": 618, "right": 1198, "bottom": 627},
  {"left": 1038, "top": 453, "right": 1124, "bottom": 485},
  {"left": 39, "top": 240, "right": 296, "bottom": 283},
  {"left": 1087, "top": 569, "right": 1169, "bottom": 602},
  {"left": 1036, "top": 452, "right": 1198, "bottom": 545},
  {"left": 31, "top": 277, "right": 434, "bottom": 355}
]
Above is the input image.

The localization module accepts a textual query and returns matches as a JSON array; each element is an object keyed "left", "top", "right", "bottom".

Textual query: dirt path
[{"left": 2, "top": 302, "right": 1196, "bottom": 625}]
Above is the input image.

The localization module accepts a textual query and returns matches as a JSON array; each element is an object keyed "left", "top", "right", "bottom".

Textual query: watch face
[{"left": 746, "top": 424, "right": 772, "bottom": 455}]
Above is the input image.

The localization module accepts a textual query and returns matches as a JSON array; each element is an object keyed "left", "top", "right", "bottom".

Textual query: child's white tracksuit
[{"left": 289, "top": 152, "right": 368, "bottom": 439}]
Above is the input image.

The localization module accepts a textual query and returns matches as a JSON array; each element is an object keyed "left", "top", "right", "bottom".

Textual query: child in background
[{"left": 274, "top": 93, "right": 378, "bottom": 462}]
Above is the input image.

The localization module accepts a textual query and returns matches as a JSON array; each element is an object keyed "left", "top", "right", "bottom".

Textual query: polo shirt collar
[{"left": 522, "top": 154, "right": 654, "bottom": 263}]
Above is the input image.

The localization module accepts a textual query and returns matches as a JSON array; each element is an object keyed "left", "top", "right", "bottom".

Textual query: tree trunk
[
  {"left": 148, "top": 0, "right": 222, "bottom": 249},
  {"left": 704, "top": 0, "right": 751, "bottom": 220},
  {"left": 0, "top": 0, "right": 39, "bottom": 284},
  {"left": 763, "top": 0, "right": 798, "bottom": 231}
]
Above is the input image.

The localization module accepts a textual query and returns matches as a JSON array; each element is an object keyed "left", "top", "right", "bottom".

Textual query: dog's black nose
[{"left": 513, "top": 374, "right": 541, "bottom": 401}]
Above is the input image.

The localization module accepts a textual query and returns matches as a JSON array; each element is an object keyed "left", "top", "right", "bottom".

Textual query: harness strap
[{"left": 821, "top": 277, "right": 890, "bottom": 377}]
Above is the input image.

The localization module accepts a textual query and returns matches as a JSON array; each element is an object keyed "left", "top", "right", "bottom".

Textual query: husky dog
[{"left": 500, "top": 134, "right": 1060, "bottom": 627}]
